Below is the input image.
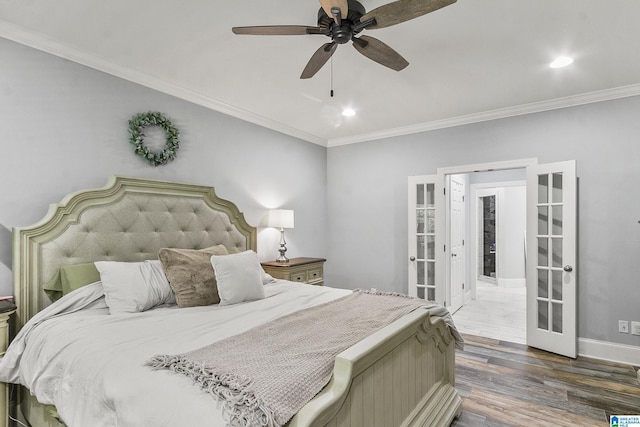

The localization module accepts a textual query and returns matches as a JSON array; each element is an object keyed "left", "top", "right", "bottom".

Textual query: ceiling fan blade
[
  {"left": 360, "top": 0, "right": 456, "bottom": 30},
  {"left": 300, "top": 42, "right": 338, "bottom": 79},
  {"left": 232, "top": 26, "right": 320, "bottom": 35},
  {"left": 319, "top": 0, "right": 349, "bottom": 24},
  {"left": 352, "top": 35, "right": 409, "bottom": 71}
]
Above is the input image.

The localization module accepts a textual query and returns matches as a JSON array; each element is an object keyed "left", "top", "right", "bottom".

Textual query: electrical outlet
[
  {"left": 619, "top": 320, "right": 629, "bottom": 333},
  {"left": 631, "top": 321, "right": 640, "bottom": 336}
]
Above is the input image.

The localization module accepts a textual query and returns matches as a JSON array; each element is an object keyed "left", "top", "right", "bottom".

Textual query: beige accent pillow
[{"left": 158, "top": 245, "right": 229, "bottom": 308}]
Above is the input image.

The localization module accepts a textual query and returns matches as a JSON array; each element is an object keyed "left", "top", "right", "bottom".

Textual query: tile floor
[{"left": 451, "top": 280, "right": 526, "bottom": 344}]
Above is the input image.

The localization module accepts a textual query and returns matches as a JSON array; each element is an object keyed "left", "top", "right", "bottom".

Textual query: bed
[{"left": 2, "top": 176, "right": 462, "bottom": 427}]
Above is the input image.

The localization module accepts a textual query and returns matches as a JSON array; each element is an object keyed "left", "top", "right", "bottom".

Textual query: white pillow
[
  {"left": 210, "top": 250, "right": 265, "bottom": 306},
  {"left": 94, "top": 260, "right": 174, "bottom": 314},
  {"left": 140, "top": 260, "right": 176, "bottom": 305},
  {"left": 261, "top": 269, "right": 275, "bottom": 285}
]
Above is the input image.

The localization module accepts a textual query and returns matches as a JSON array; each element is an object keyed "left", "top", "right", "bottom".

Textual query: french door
[
  {"left": 526, "top": 160, "right": 577, "bottom": 358},
  {"left": 408, "top": 175, "right": 443, "bottom": 304},
  {"left": 409, "top": 159, "right": 577, "bottom": 358}
]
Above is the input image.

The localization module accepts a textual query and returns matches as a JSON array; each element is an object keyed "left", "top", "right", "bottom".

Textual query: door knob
[
  {"left": 410, "top": 256, "right": 416, "bottom": 261},
  {"left": 563, "top": 265, "right": 573, "bottom": 272}
]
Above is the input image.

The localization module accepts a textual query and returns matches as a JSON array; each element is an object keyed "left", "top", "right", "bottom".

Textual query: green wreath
[{"left": 128, "top": 112, "right": 180, "bottom": 166}]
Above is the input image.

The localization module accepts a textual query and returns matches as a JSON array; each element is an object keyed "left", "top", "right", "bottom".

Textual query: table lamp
[{"left": 267, "top": 209, "right": 294, "bottom": 262}]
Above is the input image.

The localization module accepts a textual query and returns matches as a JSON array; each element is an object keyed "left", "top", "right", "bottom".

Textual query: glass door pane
[
  {"left": 415, "top": 182, "right": 436, "bottom": 301},
  {"left": 536, "top": 172, "right": 564, "bottom": 334}
]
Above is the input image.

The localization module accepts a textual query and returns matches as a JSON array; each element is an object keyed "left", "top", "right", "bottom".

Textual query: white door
[
  {"left": 526, "top": 160, "right": 577, "bottom": 357},
  {"left": 408, "top": 175, "right": 443, "bottom": 303},
  {"left": 448, "top": 175, "right": 466, "bottom": 312}
]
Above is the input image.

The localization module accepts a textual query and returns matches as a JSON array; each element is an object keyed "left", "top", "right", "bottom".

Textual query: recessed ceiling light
[
  {"left": 342, "top": 108, "right": 356, "bottom": 117},
  {"left": 550, "top": 56, "right": 574, "bottom": 68}
]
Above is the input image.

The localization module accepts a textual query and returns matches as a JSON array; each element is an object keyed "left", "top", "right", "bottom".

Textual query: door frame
[
  {"left": 436, "top": 158, "right": 537, "bottom": 310},
  {"left": 411, "top": 157, "right": 578, "bottom": 356}
]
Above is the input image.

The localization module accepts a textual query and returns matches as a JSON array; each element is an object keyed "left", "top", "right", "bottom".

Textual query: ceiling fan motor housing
[{"left": 317, "top": 0, "right": 367, "bottom": 43}]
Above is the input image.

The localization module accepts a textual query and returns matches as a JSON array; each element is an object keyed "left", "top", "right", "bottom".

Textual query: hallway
[{"left": 452, "top": 282, "right": 526, "bottom": 344}]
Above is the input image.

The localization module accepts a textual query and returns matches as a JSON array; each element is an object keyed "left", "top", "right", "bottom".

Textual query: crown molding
[
  {"left": 327, "top": 84, "right": 640, "bottom": 147},
  {"left": 4, "top": 19, "right": 640, "bottom": 150},
  {"left": 0, "top": 20, "right": 327, "bottom": 147}
]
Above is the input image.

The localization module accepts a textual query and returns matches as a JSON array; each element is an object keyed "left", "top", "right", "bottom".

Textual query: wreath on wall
[{"left": 128, "top": 111, "right": 180, "bottom": 166}]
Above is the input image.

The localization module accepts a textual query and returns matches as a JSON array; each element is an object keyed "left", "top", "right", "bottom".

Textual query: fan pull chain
[{"left": 330, "top": 55, "right": 334, "bottom": 97}]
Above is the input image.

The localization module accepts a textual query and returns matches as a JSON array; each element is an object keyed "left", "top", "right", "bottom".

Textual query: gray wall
[
  {"left": 3, "top": 35, "right": 639, "bottom": 349},
  {"left": 0, "top": 37, "right": 328, "bottom": 295},
  {"left": 327, "top": 97, "right": 640, "bottom": 346}
]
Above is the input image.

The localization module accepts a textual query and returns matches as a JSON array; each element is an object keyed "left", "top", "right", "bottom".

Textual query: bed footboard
[
  {"left": 289, "top": 309, "right": 461, "bottom": 427},
  {"left": 19, "top": 310, "right": 460, "bottom": 427}
]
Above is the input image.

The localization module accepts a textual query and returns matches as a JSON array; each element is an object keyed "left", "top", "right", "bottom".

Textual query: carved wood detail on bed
[{"left": 289, "top": 309, "right": 461, "bottom": 427}]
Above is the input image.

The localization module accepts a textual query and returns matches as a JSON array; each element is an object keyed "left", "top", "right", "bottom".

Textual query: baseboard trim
[{"left": 578, "top": 337, "right": 640, "bottom": 367}]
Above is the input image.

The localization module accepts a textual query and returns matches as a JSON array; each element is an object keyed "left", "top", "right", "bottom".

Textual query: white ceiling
[{"left": 2, "top": 0, "right": 640, "bottom": 146}]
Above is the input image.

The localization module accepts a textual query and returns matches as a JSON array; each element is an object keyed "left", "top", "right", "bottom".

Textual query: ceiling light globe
[
  {"left": 342, "top": 108, "right": 356, "bottom": 117},
  {"left": 550, "top": 57, "right": 574, "bottom": 68}
]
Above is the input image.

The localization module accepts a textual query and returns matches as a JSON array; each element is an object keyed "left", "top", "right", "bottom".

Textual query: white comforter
[{"left": 0, "top": 280, "right": 351, "bottom": 427}]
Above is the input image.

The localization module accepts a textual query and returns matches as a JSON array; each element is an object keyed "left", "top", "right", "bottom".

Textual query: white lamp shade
[{"left": 267, "top": 209, "right": 294, "bottom": 229}]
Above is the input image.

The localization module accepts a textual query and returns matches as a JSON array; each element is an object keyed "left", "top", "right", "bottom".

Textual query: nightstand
[
  {"left": 261, "top": 257, "right": 326, "bottom": 286},
  {"left": 0, "top": 308, "right": 15, "bottom": 427}
]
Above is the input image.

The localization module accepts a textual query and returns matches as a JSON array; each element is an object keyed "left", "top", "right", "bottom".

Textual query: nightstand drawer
[
  {"left": 306, "top": 267, "right": 323, "bottom": 285},
  {"left": 289, "top": 270, "right": 307, "bottom": 283},
  {"left": 0, "top": 312, "right": 11, "bottom": 358},
  {"left": 261, "top": 257, "right": 326, "bottom": 286}
]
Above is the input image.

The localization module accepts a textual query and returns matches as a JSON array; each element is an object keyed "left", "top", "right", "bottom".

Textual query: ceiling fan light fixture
[
  {"left": 342, "top": 108, "right": 356, "bottom": 117},
  {"left": 550, "top": 56, "right": 574, "bottom": 68}
]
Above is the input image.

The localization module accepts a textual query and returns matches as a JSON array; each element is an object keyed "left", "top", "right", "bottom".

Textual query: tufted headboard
[{"left": 12, "top": 176, "right": 257, "bottom": 329}]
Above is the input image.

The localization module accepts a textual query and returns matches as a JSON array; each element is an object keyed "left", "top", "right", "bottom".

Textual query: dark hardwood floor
[{"left": 451, "top": 334, "right": 640, "bottom": 427}]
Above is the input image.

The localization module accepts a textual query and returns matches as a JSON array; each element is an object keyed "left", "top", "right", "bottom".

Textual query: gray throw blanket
[{"left": 147, "top": 290, "right": 462, "bottom": 427}]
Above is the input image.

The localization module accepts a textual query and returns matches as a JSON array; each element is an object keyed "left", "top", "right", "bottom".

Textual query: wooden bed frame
[{"left": 11, "top": 176, "right": 461, "bottom": 427}]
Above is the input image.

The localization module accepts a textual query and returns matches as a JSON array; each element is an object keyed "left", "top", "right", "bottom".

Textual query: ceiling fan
[{"left": 232, "top": 0, "right": 456, "bottom": 79}]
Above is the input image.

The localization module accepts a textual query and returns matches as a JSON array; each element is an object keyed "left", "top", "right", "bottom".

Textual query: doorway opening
[
  {"left": 409, "top": 158, "right": 577, "bottom": 355},
  {"left": 447, "top": 169, "right": 527, "bottom": 344}
]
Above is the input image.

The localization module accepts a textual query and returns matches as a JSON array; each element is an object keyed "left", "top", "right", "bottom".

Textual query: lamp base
[
  {"left": 275, "top": 228, "right": 289, "bottom": 262},
  {"left": 276, "top": 244, "right": 289, "bottom": 263}
]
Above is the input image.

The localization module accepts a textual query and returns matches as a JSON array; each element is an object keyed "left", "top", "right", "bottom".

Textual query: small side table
[
  {"left": 0, "top": 308, "right": 16, "bottom": 427},
  {"left": 261, "top": 257, "right": 326, "bottom": 286}
]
